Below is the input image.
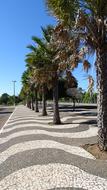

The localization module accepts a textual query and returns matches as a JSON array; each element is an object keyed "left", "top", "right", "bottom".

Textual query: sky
[{"left": 0, "top": 0, "right": 96, "bottom": 96}]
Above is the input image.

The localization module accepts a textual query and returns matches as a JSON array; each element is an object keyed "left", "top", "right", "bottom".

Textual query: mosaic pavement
[{"left": 0, "top": 105, "right": 107, "bottom": 190}]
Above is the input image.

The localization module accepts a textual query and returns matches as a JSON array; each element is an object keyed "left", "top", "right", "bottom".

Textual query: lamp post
[{"left": 12, "top": 80, "right": 16, "bottom": 107}]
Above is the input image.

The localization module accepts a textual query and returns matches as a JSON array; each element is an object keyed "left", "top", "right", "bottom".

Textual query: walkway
[{"left": 0, "top": 105, "right": 107, "bottom": 190}]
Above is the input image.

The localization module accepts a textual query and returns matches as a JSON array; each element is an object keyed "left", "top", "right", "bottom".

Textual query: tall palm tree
[
  {"left": 33, "top": 27, "right": 61, "bottom": 124},
  {"left": 26, "top": 47, "right": 49, "bottom": 116},
  {"left": 29, "top": 70, "right": 39, "bottom": 112},
  {"left": 46, "top": 0, "right": 107, "bottom": 150},
  {"left": 21, "top": 70, "right": 32, "bottom": 109},
  {"left": 21, "top": 65, "right": 39, "bottom": 112},
  {"left": 28, "top": 27, "right": 61, "bottom": 124}
]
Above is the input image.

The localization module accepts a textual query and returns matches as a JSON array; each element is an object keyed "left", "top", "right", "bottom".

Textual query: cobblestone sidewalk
[{"left": 0, "top": 105, "right": 107, "bottom": 190}]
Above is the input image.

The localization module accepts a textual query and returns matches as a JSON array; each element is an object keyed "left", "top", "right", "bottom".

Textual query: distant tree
[
  {"left": 66, "top": 88, "right": 82, "bottom": 110},
  {"left": 83, "top": 91, "right": 97, "bottom": 104},
  {"left": 0, "top": 93, "right": 21, "bottom": 105},
  {"left": 6, "top": 95, "right": 21, "bottom": 106},
  {"left": 46, "top": 78, "right": 67, "bottom": 100},
  {"left": 46, "top": 76, "right": 78, "bottom": 101},
  {"left": 7, "top": 96, "right": 14, "bottom": 105},
  {"left": 0, "top": 93, "right": 10, "bottom": 105},
  {"left": 83, "top": 92, "right": 91, "bottom": 103},
  {"left": 92, "top": 93, "right": 97, "bottom": 103}
]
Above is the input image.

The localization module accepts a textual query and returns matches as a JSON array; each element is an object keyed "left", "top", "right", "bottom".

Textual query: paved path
[{"left": 0, "top": 105, "right": 107, "bottom": 190}]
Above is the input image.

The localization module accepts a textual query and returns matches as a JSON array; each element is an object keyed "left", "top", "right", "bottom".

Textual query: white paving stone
[
  {"left": 9, "top": 115, "right": 96, "bottom": 122},
  {"left": 3, "top": 123, "right": 79, "bottom": 133},
  {"left": 0, "top": 126, "right": 98, "bottom": 145},
  {"left": 0, "top": 140, "right": 95, "bottom": 165},
  {"left": 9, "top": 116, "right": 53, "bottom": 122},
  {"left": 7, "top": 119, "right": 52, "bottom": 125},
  {"left": 62, "top": 116, "right": 96, "bottom": 122},
  {"left": 71, "top": 119, "right": 96, "bottom": 123},
  {"left": 0, "top": 163, "right": 106, "bottom": 190}
]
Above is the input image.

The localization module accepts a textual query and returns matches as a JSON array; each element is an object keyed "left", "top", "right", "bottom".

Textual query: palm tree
[
  {"left": 34, "top": 85, "right": 39, "bottom": 112},
  {"left": 29, "top": 70, "right": 39, "bottom": 112},
  {"left": 40, "top": 26, "right": 61, "bottom": 123},
  {"left": 21, "top": 70, "right": 32, "bottom": 109},
  {"left": 38, "top": 26, "right": 79, "bottom": 123},
  {"left": 46, "top": 0, "right": 107, "bottom": 150},
  {"left": 26, "top": 47, "right": 49, "bottom": 116},
  {"left": 21, "top": 65, "right": 39, "bottom": 112},
  {"left": 27, "top": 27, "right": 61, "bottom": 124}
]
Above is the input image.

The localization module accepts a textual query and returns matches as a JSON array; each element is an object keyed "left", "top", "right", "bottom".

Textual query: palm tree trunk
[
  {"left": 97, "top": 47, "right": 107, "bottom": 150},
  {"left": 35, "top": 88, "right": 39, "bottom": 112},
  {"left": 28, "top": 100, "right": 31, "bottom": 109},
  {"left": 73, "top": 99, "right": 75, "bottom": 111},
  {"left": 31, "top": 97, "right": 34, "bottom": 110},
  {"left": 42, "top": 84, "right": 47, "bottom": 116},
  {"left": 26, "top": 98, "right": 29, "bottom": 107},
  {"left": 53, "top": 74, "right": 61, "bottom": 124}
]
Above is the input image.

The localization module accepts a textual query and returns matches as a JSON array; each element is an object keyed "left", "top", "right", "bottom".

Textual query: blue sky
[{"left": 0, "top": 0, "right": 96, "bottom": 96}]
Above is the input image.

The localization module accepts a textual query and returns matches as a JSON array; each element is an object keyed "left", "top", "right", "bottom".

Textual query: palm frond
[
  {"left": 41, "top": 25, "right": 53, "bottom": 43},
  {"left": 32, "top": 36, "right": 51, "bottom": 54},
  {"left": 45, "top": 0, "right": 78, "bottom": 26},
  {"left": 27, "top": 45, "right": 37, "bottom": 52}
]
